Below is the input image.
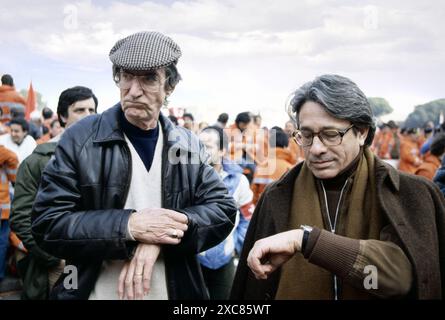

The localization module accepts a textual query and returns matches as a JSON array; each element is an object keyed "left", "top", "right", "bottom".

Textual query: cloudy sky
[{"left": 1, "top": 0, "right": 444, "bottom": 127}]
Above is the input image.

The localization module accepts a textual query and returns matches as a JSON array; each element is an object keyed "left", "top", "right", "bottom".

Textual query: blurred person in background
[
  {"left": 399, "top": 128, "right": 422, "bottom": 174},
  {"left": 182, "top": 112, "right": 197, "bottom": 133},
  {"left": 0, "top": 145, "right": 19, "bottom": 282},
  {"left": 415, "top": 133, "right": 445, "bottom": 180},
  {"left": 198, "top": 126, "right": 254, "bottom": 299},
  {"left": 418, "top": 121, "right": 435, "bottom": 152},
  {"left": 28, "top": 110, "right": 45, "bottom": 140},
  {"left": 37, "top": 119, "right": 63, "bottom": 144},
  {"left": 0, "top": 74, "right": 26, "bottom": 124},
  {"left": 41, "top": 107, "right": 55, "bottom": 130},
  {"left": 0, "top": 108, "right": 10, "bottom": 135},
  {"left": 227, "top": 112, "right": 257, "bottom": 183},
  {"left": 215, "top": 113, "right": 229, "bottom": 128},
  {"left": 373, "top": 123, "right": 393, "bottom": 160},
  {"left": 252, "top": 114, "right": 262, "bottom": 129},
  {"left": 11, "top": 86, "right": 98, "bottom": 300},
  {"left": 251, "top": 127, "right": 294, "bottom": 205},
  {"left": 421, "top": 122, "right": 445, "bottom": 156},
  {"left": 0, "top": 117, "right": 36, "bottom": 164}
]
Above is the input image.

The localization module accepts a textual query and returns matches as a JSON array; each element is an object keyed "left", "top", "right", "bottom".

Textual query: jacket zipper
[
  {"left": 122, "top": 143, "right": 133, "bottom": 209},
  {"left": 321, "top": 179, "right": 348, "bottom": 301}
]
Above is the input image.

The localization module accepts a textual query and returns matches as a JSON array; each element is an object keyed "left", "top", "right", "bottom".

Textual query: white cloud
[{"left": 0, "top": 0, "right": 444, "bottom": 125}]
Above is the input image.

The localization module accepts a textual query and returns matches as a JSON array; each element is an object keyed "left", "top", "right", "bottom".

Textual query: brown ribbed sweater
[{"left": 302, "top": 152, "right": 413, "bottom": 299}]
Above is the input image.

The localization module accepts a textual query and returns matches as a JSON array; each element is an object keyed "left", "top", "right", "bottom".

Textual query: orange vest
[
  {"left": 226, "top": 124, "right": 268, "bottom": 165},
  {"left": 252, "top": 147, "right": 294, "bottom": 204},
  {"left": 414, "top": 153, "right": 441, "bottom": 180},
  {"left": 0, "top": 145, "right": 18, "bottom": 220},
  {"left": 0, "top": 85, "right": 26, "bottom": 124},
  {"left": 399, "top": 138, "right": 421, "bottom": 174},
  {"left": 375, "top": 131, "right": 394, "bottom": 159}
]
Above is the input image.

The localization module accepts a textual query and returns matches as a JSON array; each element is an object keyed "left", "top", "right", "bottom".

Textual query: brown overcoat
[{"left": 231, "top": 156, "right": 445, "bottom": 300}]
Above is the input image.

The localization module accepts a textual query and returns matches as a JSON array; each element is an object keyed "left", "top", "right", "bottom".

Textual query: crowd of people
[
  {"left": 371, "top": 120, "right": 445, "bottom": 180},
  {"left": 0, "top": 31, "right": 444, "bottom": 300}
]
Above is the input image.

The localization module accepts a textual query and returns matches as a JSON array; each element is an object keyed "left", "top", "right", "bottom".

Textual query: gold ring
[{"left": 171, "top": 229, "right": 178, "bottom": 238}]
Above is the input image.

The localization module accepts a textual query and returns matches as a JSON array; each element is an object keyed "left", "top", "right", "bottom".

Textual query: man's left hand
[{"left": 118, "top": 243, "right": 161, "bottom": 300}]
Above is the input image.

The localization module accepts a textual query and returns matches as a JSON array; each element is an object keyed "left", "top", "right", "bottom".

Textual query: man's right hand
[
  {"left": 128, "top": 208, "right": 188, "bottom": 245},
  {"left": 247, "top": 229, "right": 303, "bottom": 280}
]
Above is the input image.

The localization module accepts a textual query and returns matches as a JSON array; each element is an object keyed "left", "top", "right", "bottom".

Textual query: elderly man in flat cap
[{"left": 31, "top": 31, "right": 237, "bottom": 300}]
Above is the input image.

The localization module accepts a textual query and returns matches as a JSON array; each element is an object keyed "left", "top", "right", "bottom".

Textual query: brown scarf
[{"left": 275, "top": 148, "right": 382, "bottom": 299}]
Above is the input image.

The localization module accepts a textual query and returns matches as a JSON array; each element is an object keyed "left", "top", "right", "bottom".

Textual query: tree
[
  {"left": 404, "top": 99, "right": 445, "bottom": 128},
  {"left": 19, "top": 89, "right": 48, "bottom": 111},
  {"left": 368, "top": 97, "right": 393, "bottom": 118}
]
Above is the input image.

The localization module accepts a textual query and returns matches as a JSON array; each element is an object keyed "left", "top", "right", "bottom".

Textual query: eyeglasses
[
  {"left": 292, "top": 125, "right": 355, "bottom": 147},
  {"left": 114, "top": 70, "right": 168, "bottom": 93}
]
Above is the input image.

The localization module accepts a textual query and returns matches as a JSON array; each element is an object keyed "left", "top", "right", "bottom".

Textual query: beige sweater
[{"left": 89, "top": 124, "right": 168, "bottom": 300}]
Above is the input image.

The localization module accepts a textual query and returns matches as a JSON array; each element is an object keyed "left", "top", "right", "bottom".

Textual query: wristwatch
[{"left": 299, "top": 225, "right": 313, "bottom": 253}]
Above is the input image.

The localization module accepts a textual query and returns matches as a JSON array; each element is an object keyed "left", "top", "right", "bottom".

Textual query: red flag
[{"left": 25, "top": 82, "right": 36, "bottom": 121}]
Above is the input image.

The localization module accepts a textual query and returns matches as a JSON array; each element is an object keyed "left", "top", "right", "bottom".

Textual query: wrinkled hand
[
  {"left": 129, "top": 208, "right": 188, "bottom": 245},
  {"left": 247, "top": 229, "right": 303, "bottom": 280},
  {"left": 118, "top": 243, "right": 161, "bottom": 300}
]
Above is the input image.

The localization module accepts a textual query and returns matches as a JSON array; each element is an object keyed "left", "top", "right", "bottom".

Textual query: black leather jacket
[{"left": 31, "top": 104, "right": 237, "bottom": 300}]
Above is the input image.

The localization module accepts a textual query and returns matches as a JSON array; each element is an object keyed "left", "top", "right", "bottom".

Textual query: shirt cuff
[
  {"left": 304, "top": 228, "right": 360, "bottom": 279},
  {"left": 126, "top": 212, "right": 136, "bottom": 241}
]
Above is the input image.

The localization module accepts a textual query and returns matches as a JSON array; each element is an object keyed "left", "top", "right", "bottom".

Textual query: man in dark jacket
[
  {"left": 31, "top": 31, "right": 237, "bottom": 300},
  {"left": 10, "top": 86, "right": 98, "bottom": 299},
  {"left": 231, "top": 74, "right": 445, "bottom": 300}
]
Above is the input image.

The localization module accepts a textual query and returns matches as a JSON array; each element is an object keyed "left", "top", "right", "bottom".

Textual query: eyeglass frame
[
  {"left": 292, "top": 124, "right": 355, "bottom": 147},
  {"left": 113, "top": 68, "right": 169, "bottom": 93}
]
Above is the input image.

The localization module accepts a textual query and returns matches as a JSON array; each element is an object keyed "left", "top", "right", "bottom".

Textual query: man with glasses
[
  {"left": 232, "top": 74, "right": 445, "bottom": 299},
  {"left": 31, "top": 31, "right": 236, "bottom": 300}
]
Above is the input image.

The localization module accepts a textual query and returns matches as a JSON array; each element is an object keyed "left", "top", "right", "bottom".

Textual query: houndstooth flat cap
[{"left": 109, "top": 31, "right": 182, "bottom": 71}]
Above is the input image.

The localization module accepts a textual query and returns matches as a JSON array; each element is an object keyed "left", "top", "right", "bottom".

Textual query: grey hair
[{"left": 286, "top": 74, "right": 376, "bottom": 146}]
